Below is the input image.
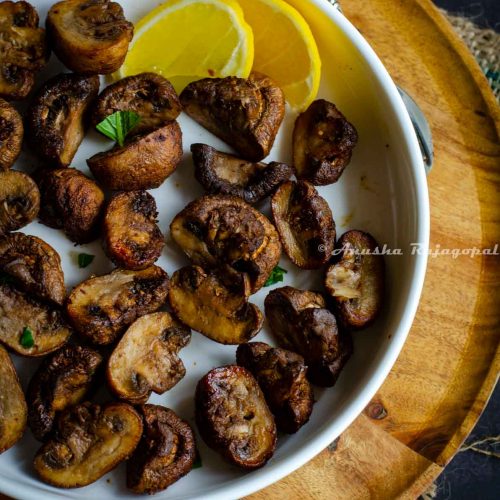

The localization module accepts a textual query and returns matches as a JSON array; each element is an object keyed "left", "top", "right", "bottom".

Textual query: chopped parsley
[
  {"left": 20, "top": 327, "right": 34, "bottom": 348},
  {"left": 264, "top": 265, "right": 288, "bottom": 286},
  {"left": 192, "top": 453, "right": 202, "bottom": 469},
  {"left": 78, "top": 253, "right": 95, "bottom": 268},
  {"left": 96, "top": 110, "right": 140, "bottom": 147}
]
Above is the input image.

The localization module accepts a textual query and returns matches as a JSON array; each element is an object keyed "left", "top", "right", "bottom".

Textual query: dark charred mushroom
[
  {"left": 127, "top": 404, "right": 196, "bottom": 494},
  {"left": 195, "top": 365, "right": 276, "bottom": 469},
  {"left": 66, "top": 266, "right": 170, "bottom": 345},
  {"left": 27, "top": 345, "right": 103, "bottom": 441},
  {"left": 33, "top": 402, "right": 143, "bottom": 488},
  {"left": 0, "top": 98, "right": 23, "bottom": 169},
  {"left": 103, "top": 191, "right": 164, "bottom": 270},
  {"left": 264, "top": 286, "right": 352, "bottom": 387},
  {"left": 47, "top": 0, "right": 134, "bottom": 75},
  {"left": 107, "top": 312, "right": 191, "bottom": 403},
  {"left": 325, "top": 230, "right": 384, "bottom": 329},
  {"left": 236, "top": 342, "right": 314, "bottom": 433},
  {"left": 26, "top": 73, "right": 100, "bottom": 168},
  {"left": 180, "top": 72, "right": 285, "bottom": 161},
  {"left": 293, "top": 99, "right": 358, "bottom": 185}
]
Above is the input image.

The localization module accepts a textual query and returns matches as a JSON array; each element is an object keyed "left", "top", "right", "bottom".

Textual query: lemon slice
[
  {"left": 118, "top": 0, "right": 254, "bottom": 93},
  {"left": 238, "top": 0, "right": 321, "bottom": 111}
]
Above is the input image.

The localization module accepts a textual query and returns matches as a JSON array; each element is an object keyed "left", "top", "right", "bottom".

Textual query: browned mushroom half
[
  {"left": 169, "top": 265, "right": 263, "bottom": 345},
  {"left": 91, "top": 73, "right": 181, "bottom": 134},
  {"left": 170, "top": 195, "right": 281, "bottom": 293},
  {"left": 0, "top": 345, "right": 27, "bottom": 453},
  {"left": 87, "top": 122, "right": 183, "bottom": 191},
  {"left": 127, "top": 404, "right": 196, "bottom": 494},
  {"left": 33, "top": 402, "right": 143, "bottom": 488},
  {"left": 66, "top": 266, "right": 169, "bottom": 345},
  {"left": 0, "top": 98, "right": 23, "bottom": 169},
  {"left": 103, "top": 191, "right": 164, "bottom": 270},
  {"left": 195, "top": 365, "right": 276, "bottom": 469},
  {"left": 264, "top": 286, "right": 353, "bottom": 387},
  {"left": 271, "top": 180, "right": 335, "bottom": 269},
  {"left": 37, "top": 168, "right": 105, "bottom": 244},
  {"left": 107, "top": 312, "right": 191, "bottom": 404},
  {"left": 0, "top": 284, "right": 71, "bottom": 357},
  {"left": 192, "top": 143, "right": 293, "bottom": 204},
  {"left": 0, "top": 232, "right": 66, "bottom": 305},
  {"left": 26, "top": 73, "right": 100, "bottom": 168},
  {"left": 180, "top": 72, "right": 285, "bottom": 161},
  {"left": 27, "top": 345, "right": 103, "bottom": 441},
  {"left": 0, "top": 171, "right": 40, "bottom": 234},
  {"left": 46, "top": 0, "right": 133, "bottom": 75},
  {"left": 293, "top": 99, "right": 358, "bottom": 185},
  {"left": 0, "top": 1, "right": 49, "bottom": 100},
  {"left": 325, "top": 230, "right": 384, "bottom": 329},
  {"left": 236, "top": 342, "right": 314, "bottom": 434}
]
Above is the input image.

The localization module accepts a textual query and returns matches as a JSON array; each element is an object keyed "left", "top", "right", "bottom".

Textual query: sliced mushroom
[
  {"left": 236, "top": 342, "right": 314, "bottom": 434},
  {"left": 26, "top": 73, "right": 100, "bottom": 168},
  {"left": 0, "top": 284, "right": 71, "bottom": 357},
  {"left": 325, "top": 230, "right": 384, "bottom": 329},
  {"left": 180, "top": 72, "right": 285, "bottom": 161},
  {"left": 0, "top": 345, "right": 27, "bottom": 453},
  {"left": 91, "top": 73, "right": 181, "bottom": 134},
  {"left": 196, "top": 365, "right": 276, "bottom": 469},
  {"left": 87, "top": 122, "right": 183, "bottom": 191},
  {"left": 170, "top": 195, "right": 281, "bottom": 293},
  {"left": 103, "top": 191, "right": 164, "bottom": 270},
  {"left": 107, "top": 312, "right": 191, "bottom": 404},
  {"left": 37, "top": 168, "right": 105, "bottom": 244},
  {"left": 33, "top": 402, "right": 142, "bottom": 488},
  {"left": 0, "top": 98, "right": 23, "bottom": 169},
  {"left": 169, "top": 266, "right": 263, "bottom": 345},
  {"left": 66, "top": 266, "right": 169, "bottom": 345},
  {"left": 0, "top": 232, "right": 66, "bottom": 305},
  {"left": 127, "top": 404, "right": 196, "bottom": 494},
  {"left": 293, "top": 99, "right": 358, "bottom": 185},
  {"left": 264, "top": 286, "right": 353, "bottom": 387},
  {"left": 192, "top": 143, "right": 292, "bottom": 204},
  {"left": 272, "top": 180, "right": 335, "bottom": 269},
  {"left": 0, "top": 170, "right": 40, "bottom": 234},
  {"left": 47, "top": 0, "right": 133, "bottom": 75},
  {"left": 27, "top": 345, "right": 103, "bottom": 441}
]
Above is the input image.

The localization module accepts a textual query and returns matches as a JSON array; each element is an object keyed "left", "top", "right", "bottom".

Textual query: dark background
[{"left": 435, "top": 0, "right": 500, "bottom": 30}]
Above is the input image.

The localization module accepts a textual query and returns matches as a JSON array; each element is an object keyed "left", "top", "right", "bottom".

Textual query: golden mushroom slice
[
  {"left": 47, "top": 0, "right": 133, "bottom": 75},
  {"left": 0, "top": 98, "right": 23, "bottom": 169},
  {"left": 107, "top": 312, "right": 191, "bottom": 404},
  {"left": 0, "top": 345, "right": 27, "bottom": 454}
]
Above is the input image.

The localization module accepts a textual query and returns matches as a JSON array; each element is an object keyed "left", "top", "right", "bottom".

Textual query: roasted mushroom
[
  {"left": 27, "top": 345, "right": 103, "bottom": 441},
  {"left": 0, "top": 98, "right": 23, "bottom": 169},
  {"left": 47, "top": 0, "right": 134, "bottom": 75},
  {"left": 0, "top": 171, "right": 40, "bottom": 234},
  {"left": 293, "top": 99, "right": 358, "bottom": 185},
  {"left": 264, "top": 286, "right": 352, "bottom": 387},
  {"left": 37, "top": 168, "right": 105, "bottom": 244},
  {"left": 26, "top": 73, "right": 99, "bottom": 168},
  {"left": 107, "top": 312, "right": 191, "bottom": 404},
  {"left": 91, "top": 73, "right": 181, "bottom": 134},
  {"left": 0, "top": 345, "right": 27, "bottom": 453},
  {"left": 170, "top": 195, "right": 281, "bottom": 293},
  {"left": 195, "top": 365, "right": 276, "bottom": 469},
  {"left": 325, "top": 230, "right": 384, "bottom": 329},
  {"left": 127, "top": 404, "right": 196, "bottom": 494},
  {"left": 0, "top": 284, "right": 71, "bottom": 356},
  {"left": 272, "top": 180, "right": 335, "bottom": 269},
  {"left": 66, "top": 266, "right": 169, "bottom": 345},
  {"left": 169, "top": 266, "right": 263, "bottom": 345},
  {"left": 192, "top": 143, "right": 293, "bottom": 204},
  {"left": 103, "top": 191, "right": 164, "bottom": 270},
  {"left": 33, "top": 402, "right": 143, "bottom": 488},
  {"left": 181, "top": 72, "right": 285, "bottom": 161},
  {"left": 236, "top": 342, "right": 314, "bottom": 433},
  {"left": 0, "top": 1, "right": 49, "bottom": 100},
  {"left": 87, "top": 122, "right": 183, "bottom": 191},
  {"left": 0, "top": 232, "right": 66, "bottom": 305}
]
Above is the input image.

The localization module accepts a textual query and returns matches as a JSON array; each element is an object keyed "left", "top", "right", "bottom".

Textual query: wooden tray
[{"left": 247, "top": 0, "right": 500, "bottom": 497}]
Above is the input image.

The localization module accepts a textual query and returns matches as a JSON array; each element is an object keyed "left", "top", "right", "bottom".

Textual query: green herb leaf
[
  {"left": 78, "top": 253, "right": 95, "bottom": 268},
  {"left": 96, "top": 111, "right": 141, "bottom": 147},
  {"left": 20, "top": 327, "right": 34, "bottom": 348},
  {"left": 264, "top": 265, "right": 288, "bottom": 287},
  {"left": 192, "top": 453, "right": 202, "bottom": 469}
]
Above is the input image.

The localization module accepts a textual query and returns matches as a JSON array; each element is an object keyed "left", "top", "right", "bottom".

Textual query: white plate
[{"left": 0, "top": 1, "right": 430, "bottom": 499}]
